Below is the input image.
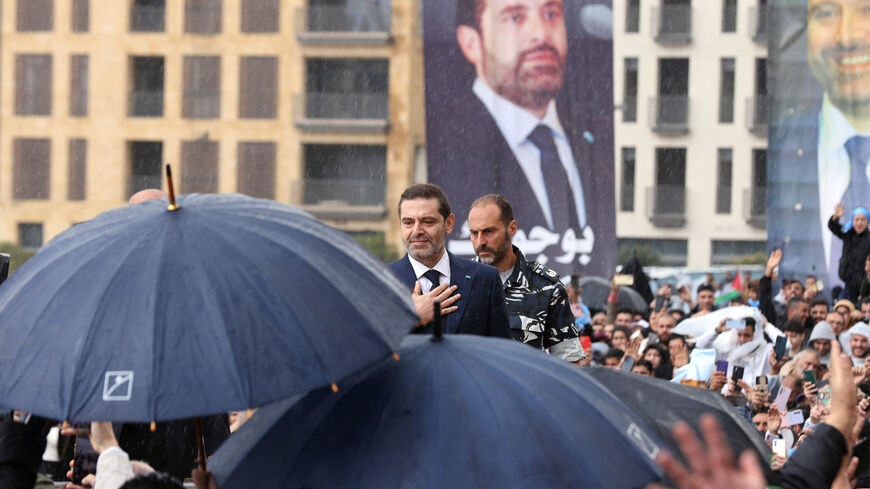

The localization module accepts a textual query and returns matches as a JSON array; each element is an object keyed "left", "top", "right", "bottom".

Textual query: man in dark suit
[
  {"left": 426, "top": 0, "right": 615, "bottom": 276},
  {"left": 388, "top": 184, "right": 511, "bottom": 338}
]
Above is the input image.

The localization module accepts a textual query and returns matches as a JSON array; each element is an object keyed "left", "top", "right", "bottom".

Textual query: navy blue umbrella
[
  {"left": 209, "top": 333, "right": 666, "bottom": 489},
  {"left": 0, "top": 193, "right": 416, "bottom": 423}
]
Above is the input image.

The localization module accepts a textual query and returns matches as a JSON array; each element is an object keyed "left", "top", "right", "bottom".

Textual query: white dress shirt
[
  {"left": 408, "top": 250, "right": 451, "bottom": 293},
  {"left": 472, "top": 78, "right": 586, "bottom": 230},
  {"left": 817, "top": 95, "right": 870, "bottom": 270}
]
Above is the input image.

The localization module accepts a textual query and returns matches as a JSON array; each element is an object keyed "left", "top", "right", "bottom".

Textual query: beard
[
  {"left": 484, "top": 44, "right": 565, "bottom": 112},
  {"left": 475, "top": 239, "right": 511, "bottom": 266}
]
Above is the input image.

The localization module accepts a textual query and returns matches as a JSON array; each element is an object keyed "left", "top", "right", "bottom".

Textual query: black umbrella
[
  {"left": 585, "top": 367, "right": 774, "bottom": 482},
  {"left": 578, "top": 276, "right": 648, "bottom": 313}
]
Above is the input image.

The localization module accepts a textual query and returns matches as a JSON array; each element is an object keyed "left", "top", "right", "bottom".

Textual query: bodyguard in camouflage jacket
[
  {"left": 468, "top": 194, "right": 584, "bottom": 362},
  {"left": 502, "top": 246, "right": 585, "bottom": 361}
]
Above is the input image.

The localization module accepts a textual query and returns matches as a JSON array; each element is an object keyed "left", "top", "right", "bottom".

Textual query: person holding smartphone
[{"left": 694, "top": 316, "right": 773, "bottom": 391}]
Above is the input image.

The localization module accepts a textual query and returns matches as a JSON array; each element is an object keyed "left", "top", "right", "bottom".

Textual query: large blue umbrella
[
  {"left": 209, "top": 334, "right": 666, "bottom": 489},
  {"left": 0, "top": 193, "right": 416, "bottom": 423}
]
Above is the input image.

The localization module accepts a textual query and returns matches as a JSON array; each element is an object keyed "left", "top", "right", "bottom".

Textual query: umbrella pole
[
  {"left": 165, "top": 164, "right": 179, "bottom": 211},
  {"left": 195, "top": 417, "right": 207, "bottom": 470},
  {"left": 432, "top": 300, "right": 442, "bottom": 341}
]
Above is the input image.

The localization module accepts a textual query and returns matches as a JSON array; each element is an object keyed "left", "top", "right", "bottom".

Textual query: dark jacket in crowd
[
  {"left": 773, "top": 423, "right": 847, "bottom": 489},
  {"left": 0, "top": 415, "right": 47, "bottom": 489},
  {"left": 758, "top": 275, "right": 786, "bottom": 327},
  {"left": 829, "top": 216, "right": 870, "bottom": 290}
]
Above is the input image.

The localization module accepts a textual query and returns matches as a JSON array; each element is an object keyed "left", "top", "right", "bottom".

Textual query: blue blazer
[{"left": 387, "top": 253, "right": 512, "bottom": 338}]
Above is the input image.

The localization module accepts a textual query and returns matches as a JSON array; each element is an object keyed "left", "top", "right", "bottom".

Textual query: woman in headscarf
[{"left": 829, "top": 204, "right": 870, "bottom": 302}]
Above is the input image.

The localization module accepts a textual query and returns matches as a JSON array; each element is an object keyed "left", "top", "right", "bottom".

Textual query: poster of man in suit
[
  {"left": 422, "top": 0, "right": 616, "bottom": 276},
  {"left": 768, "top": 0, "right": 870, "bottom": 290}
]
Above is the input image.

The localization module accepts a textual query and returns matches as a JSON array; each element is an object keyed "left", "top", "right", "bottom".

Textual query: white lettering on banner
[
  {"left": 448, "top": 223, "right": 595, "bottom": 266},
  {"left": 103, "top": 371, "right": 134, "bottom": 401}
]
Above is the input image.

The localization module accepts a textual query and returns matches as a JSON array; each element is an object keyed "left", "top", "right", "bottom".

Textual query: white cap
[
  {"left": 631, "top": 319, "right": 650, "bottom": 329},
  {"left": 809, "top": 321, "right": 836, "bottom": 342},
  {"left": 849, "top": 322, "right": 870, "bottom": 340}
]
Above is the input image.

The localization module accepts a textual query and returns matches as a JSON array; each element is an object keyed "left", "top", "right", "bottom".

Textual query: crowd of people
[{"left": 1, "top": 183, "right": 870, "bottom": 489}]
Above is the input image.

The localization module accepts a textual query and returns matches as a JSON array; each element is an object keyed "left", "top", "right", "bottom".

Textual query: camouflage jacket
[{"left": 502, "top": 247, "right": 583, "bottom": 361}]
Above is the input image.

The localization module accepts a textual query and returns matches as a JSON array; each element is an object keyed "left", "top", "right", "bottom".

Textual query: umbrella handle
[
  {"left": 195, "top": 417, "right": 207, "bottom": 471},
  {"left": 165, "top": 164, "right": 179, "bottom": 211}
]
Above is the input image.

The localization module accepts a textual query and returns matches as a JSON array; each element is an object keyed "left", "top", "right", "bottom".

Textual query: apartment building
[
  {"left": 613, "top": 0, "right": 768, "bottom": 267},
  {"left": 1, "top": 0, "right": 424, "bottom": 253}
]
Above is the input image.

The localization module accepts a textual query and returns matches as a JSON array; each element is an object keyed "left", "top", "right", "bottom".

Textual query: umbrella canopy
[
  {"left": 578, "top": 276, "right": 648, "bottom": 313},
  {"left": 209, "top": 334, "right": 665, "bottom": 489},
  {"left": 0, "top": 194, "right": 416, "bottom": 422},
  {"left": 585, "top": 367, "right": 773, "bottom": 481}
]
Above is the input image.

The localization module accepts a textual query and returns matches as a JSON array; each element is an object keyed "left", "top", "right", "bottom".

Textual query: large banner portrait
[
  {"left": 422, "top": 0, "right": 616, "bottom": 277},
  {"left": 768, "top": 0, "right": 870, "bottom": 296}
]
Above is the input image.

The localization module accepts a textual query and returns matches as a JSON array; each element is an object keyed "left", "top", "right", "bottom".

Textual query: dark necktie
[
  {"left": 843, "top": 135, "right": 870, "bottom": 210},
  {"left": 527, "top": 124, "right": 577, "bottom": 231},
  {"left": 422, "top": 269, "right": 442, "bottom": 293}
]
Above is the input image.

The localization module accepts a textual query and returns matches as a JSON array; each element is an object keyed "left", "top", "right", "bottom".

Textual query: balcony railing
[
  {"left": 749, "top": 6, "right": 767, "bottom": 44},
  {"left": 293, "top": 93, "right": 389, "bottom": 133},
  {"left": 646, "top": 185, "right": 687, "bottom": 227},
  {"left": 131, "top": 5, "right": 165, "bottom": 32},
  {"left": 652, "top": 5, "right": 692, "bottom": 44},
  {"left": 129, "top": 90, "right": 164, "bottom": 117},
  {"left": 649, "top": 96, "right": 689, "bottom": 134},
  {"left": 743, "top": 187, "right": 766, "bottom": 228},
  {"left": 295, "top": 6, "right": 391, "bottom": 45},
  {"left": 746, "top": 96, "right": 767, "bottom": 135},
  {"left": 291, "top": 179, "right": 386, "bottom": 219}
]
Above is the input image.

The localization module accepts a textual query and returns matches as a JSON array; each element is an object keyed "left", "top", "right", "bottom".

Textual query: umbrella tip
[
  {"left": 331, "top": 383, "right": 339, "bottom": 393},
  {"left": 150, "top": 421, "right": 156, "bottom": 432},
  {"left": 165, "top": 164, "right": 179, "bottom": 211},
  {"left": 392, "top": 352, "right": 400, "bottom": 362},
  {"left": 432, "top": 300, "right": 443, "bottom": 341}
]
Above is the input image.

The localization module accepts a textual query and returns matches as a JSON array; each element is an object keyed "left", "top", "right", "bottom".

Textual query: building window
[
  {"left": 749, "top": 57, "right": 768, "bottom": 132},
  {"left": 239, "top": 56, "right": 277, "bottom": 119},
  {"left": 72, "top": 0, "right": 89, "bottom": 32},
  {"left": 129, "top": 56, "right": 164, "bottom": 117},
  {"left": 18, "top": 223, "right": 44, "bottom": 249},
  {"left": 653, "top": 58, "right": 689, "bottom": 132},
  {"left": 183, "top": 56, "right": 220, "bottom": 119},
  {"left": 70, "top": 55, "right": 89, "bottom": 117},
  {"left": 68, "top": 139, "right": 87, "bottom": 201},
  {"left": 185, "top": 0, "right": 222, "bottom": 34},
  {"left": 748, "top": 148, "right": 767, "bottom": 219},
  {"left": 752, "top": 0, "right": 768, "bottom": 42},
  {"left": 716, "top": 148, "right": 732, "bottom": 214},
  {"left": 620, "top": 148, "right": 635, "bottom": 212},
  {"left": 650, "top": 147, "right": 687, "bottom": 226},
  {"left": 618, "top": 238, "right": 688, "bottom": 267},
  {"left": 128, "top": 141, "right": 163, "bottom": 197},
  {"left": 711, "top": 240, "right": 766, "bottom": 265},
  {"left": 14, "top": 138, "right": 51, "bottom": 200},
  {"left": 305, "top": 0, "right": 390, "bottom": 33},
  {"left": 655, "top": 0, "right": 691, "bottom": 44},
  {"left": 719, "top": 58, "right": 735, "bottom": 123},
  {"left": 626, "top": 0, "right": 640, "bottom": 32},
  {"left": 237, "top": 142, "right": 276, "bottom": 199},
  {"left": 241, "top": 0, "right": 279, "bottom": 33},
  {"left": 721, "top": 0, "right": 736, "bottom": 32},
  {"left": 131, "top": 0, "right": 165, "bottom": 32},
  {"left": 181, "top": 140, "right": 219, "bottom": 193},
  {"left": 15, "top": 55, "right": 52, "bottom": 116},
  {"left": 623, "top": 58, "right": 638, "bottom": 123},
  {"left": 304, "top": 58, "right": 388, "bottom": 119},
  {"left": 17, "top": 0, "right": 53, "bottom": 31},
  {"left": 303, "top": 144, "right": 386, "bottom": 206}
]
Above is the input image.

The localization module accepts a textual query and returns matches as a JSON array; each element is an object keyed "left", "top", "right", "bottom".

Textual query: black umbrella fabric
[
  {"left": 585, "top": 367, "right": 773, "bottom": 481},
  {"left": 210, "top": 335, "right": 666, "bottom": 489},
  {"left": 578, "top": 276, "right": 649, "bottom": 313},
  {"left": 0, "top": 193, "right": 417, "bottom": 423}
]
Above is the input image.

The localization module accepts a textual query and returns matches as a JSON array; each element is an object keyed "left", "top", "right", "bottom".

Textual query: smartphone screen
[
  {"left": 804, "top": 369, "right": 817, "bottom": 386},
  {"left": 73, "top": 436, "right": 98, "bottom": 484},
  {"left": 756, "top": 376, "right": 768, "bottom": 395},
  {"left": 732, "top": 365, "right": 745, "bottom": 383},
  {"left": 774, "top": 336, "right": 788, "bottom": 360},
  {"left": 725, "top": 318, "right": 746, "bottom": 330}
]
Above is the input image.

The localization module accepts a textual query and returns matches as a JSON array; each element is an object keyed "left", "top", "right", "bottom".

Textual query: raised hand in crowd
[
  {"left": 411, "top": 281, "right": 459, "bottom": 327},
  {"left": 767, "top": 404, "right": 782, "bottom": 436},
  {"left": 802, "top": 381, "right": 819, "bottom": 404},
  {"left": 645, "top": 415, "right": 766, "bottom": 489},
  {"left": 765, "top": 249, "right": 782, "bottom": 278},
  {"left": 834, "top": 202, "right": 846, "bottom": 220},
  {"left": 708, "top": 370, "right": 727, "bottom": 392},
  {"left": 768, "top": 350, "right": 786, "bottom": 376}
]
